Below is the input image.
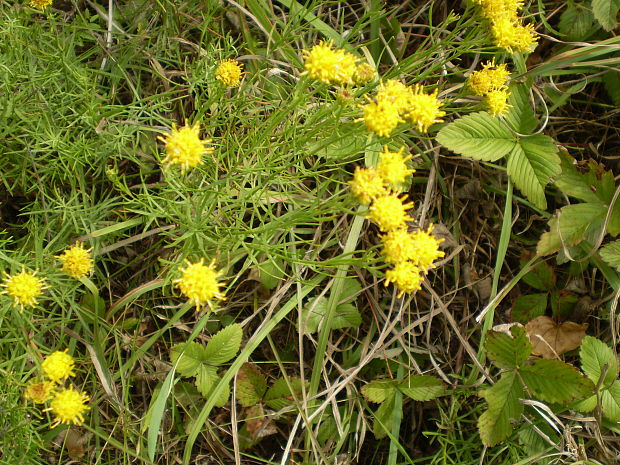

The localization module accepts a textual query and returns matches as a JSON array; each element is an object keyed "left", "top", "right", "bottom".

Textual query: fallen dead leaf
[{"left": 525, "top": 316, "right": 587, "bottom": 359}]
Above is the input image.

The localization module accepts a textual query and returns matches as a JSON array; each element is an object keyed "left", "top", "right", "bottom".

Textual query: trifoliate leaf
[
  {"left": 478, "top": 371, "right": 524, "bottom": 447},
  {"left": 504, "top": 84, "right": 537, "bottom": 134},
  {"left": 264, "top": 377, "right": 304, "bottom": 410},
  {"left": 592, "top": 0, "right": 620, "bottom": 31},
  {"left": 397, "top": 375, "right": 446, "bottom": 401},
  {"left": 580, "top": 336, "right": 618, "bottom": 388},
  {"left": 203, "top": 323, "right": 243, "bottom": 365},
  {"left": 361, "top": 379, "right": 397, "bottom": 403},
  {"left": 236, "top": 363, "right": 268, "bottom": 407},
  {"left": 511, "top": 293, "right": 547, "bottom": 324},
  {"left": 600, "top": 240, "right": 620, "bottom": 271},
  {"left": 170, "top": 342, "right": 207, "bottom": 378},
  {"left": 372, "top": 391, "right": 395, "bottom": 439},
  {"left": 436, "top": 111, "right": 516, "bottom": 161},
  {"left": 486, "top": 326, "right": 532, "bottom": 370},
  {"left": 195, "top": 365, "right": 218, "bottom": 397},
  {"left": 506, "top": 134, "right": 560, "bottom": 210},
  {"left": 602, "top": 381, "right": 620, "bottom": 421},
  {"left": 520, "top": 359, "right": 594, "bottom": 404}
]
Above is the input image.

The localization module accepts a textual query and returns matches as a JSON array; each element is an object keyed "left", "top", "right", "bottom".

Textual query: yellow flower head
[
  {"left": 468, "top": 61, "right": 510, "bottom": 96},
  {"left": 175, "top": 259, "right": 225, "bottom": 310},
  {"left": 42, "top": 349, "right": 76, "bottom": 383},
  {"left": 405, "top": 85, "right": 445, "bottom": 133},
  {"left": 29, "top": 0, "right": 53, "bottom": 9},
  {"left": 376, "top": 80, "right": 412, "bottom": 113},
  {"left": 57, "top": 243, "right": 94, "bottom": 279},
  {"left": 474, "top": 0, "right": 523, "bottom": 21},
  {"left": 491, "top": 18, "right": 538, "bottom": 53},
  {"left": 349, "top": 167, "right": 388, "bottom": 205},
  {"left": 158, "top": 122, "right": 214, "bottom": 172},
  {"left": 353, "top": 63, "right": 377, "bottom": 85},
  {"left": 485, "top": 88, "right": 511, "bottom": 116},
  {"left": 303, "top": 41, "right": 357, "bottom": 85},
  {"left": 385, "top": 261, "right": 423, "bottom": 297},
  {"left": 215, "top": 59, "right": 243, "bottom": 87},
  {"left": 410, "top": 226, "right": 445, "bottom": 271},
  {"left": 381, "top": 229, "right": 417, "bottom": 265},
  {"left": 46, "top": 387, "right": 89, "bottom": 426},
  {"left": 360, "top": 99, "right": 402, "bottom": 138},
  {"left": 1, "top": 269, "right": 47, "bottom": 309},
  {"left": 368, "top": 194, "right": 414, "bottom": 232},
  {"left": 24, "top": 379, "right": 55, "bottom": 404},
  {"left": 376, "top": 146, "right": 415, "bottom": 187}
]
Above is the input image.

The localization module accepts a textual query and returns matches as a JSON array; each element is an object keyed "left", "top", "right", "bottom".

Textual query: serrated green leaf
[
  {"left": 195, "top": 365, "right": 218, "bottom": 397},
  {"left": 511, "top": 293, "right": 548, "bottom": 324},
  {"left": 397, "top": 375, "right": 446, "bottom": 401},
  {"left": 592, "top": 0, "right": 620, "bottom": 31},
  {"left": 212, "top": 376, "right": 230, "bottom": 407},
  {"left": 580, "top": 336, "right": 618, "bottom": 388},
  {"left": 537, "top": 203, "right": 608, "bottom": 256},
  {"left": 339, "top": 278, "right": 362, "bottom": 305},
  {"left": 303, "top": 297, "right": 361, "bottom": 334},
  {"left": 555, "top": 151, "right": 616, "bottom": 204},
  {"left": 436, "top": 111, "right": 516, "bottom": 161},
  {"left": 203, "top": 323, "right": 243, "bottom": 365},
  {"left": 602, "top": 381, "right": 620, "bottom": 421},
  {"left": 559, "top": 2, "right": 595, "bottom": 40},
  {"left": 171, "top": 342, "right": 207, "bottom": 378},
  {"left": 478, "top": 371, "right": 524, "bottom": 447},
  {"left": 600, "top": 240, "right": 620, "bottom": 271},
  {"left": 236, "top": 363, "right": 268, "bottom": 407},
  {"left": 372, "top": 391, "right": 395, "bottom": 439},
  {"left": 504, "top": 84, "right": 538, "bottom": 134},
  {"left": 549, "top": 291, "right": 579, "bottom": 319},
  {"left": 520, "top": 359, "right": 594, "bottom": 404},
  {"left": 506, "top": 134, "right": 560, "bottom": 210},
  {"left": 264, "top": 377, "right": 304, "bottom": 410},
  {"left": 486, "top": 326, "right": 532, "bottom": 370},
  {"left": 521, "top": 259, "right": 556, "bottom": 291},
  {"left": 362, "top": 379, "right": 397, "bottom": 403},
  {"left": 572, "top": 394, "right": 597, "bottom": 413}
]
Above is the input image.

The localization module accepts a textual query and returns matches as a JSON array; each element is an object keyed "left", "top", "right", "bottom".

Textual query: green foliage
[
  {"left": 592, "top": 0, "right": 620, "bottom": 30},
  {"left": 478, "top": 371, "right": 524, "bottom": 447},
  {"left": 600, "top": 240, "right": 620, "bottom": 270},
  {"left": 485, "top": 326, "right": 531, "bottom": 370},
  {"left": 264, "top": 377, "right": 305, "bottom": 410},
  {"left": 302, "top": 278, "right": 362, "bottom": 334},
  {"left": 559, "top": 2, "right": 596, "bottom": 40},
  {"left": 237, "top": 363, "right": 269, "bottom": 407}
]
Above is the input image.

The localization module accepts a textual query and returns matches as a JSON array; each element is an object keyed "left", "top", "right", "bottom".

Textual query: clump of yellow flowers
[
  {"left": 57, "top": 243, "right": 94, "bottom": 279},
  {"left": 349, "top": 146, "right": 444, "bottom": 297},
  {"left": 303, "top": 40, "right": 358, "bottom": 85},
  {"left": 1, "top": 268, "right": 47, "bottom": 310},
  {"left": 175, "top": 259, "right": 226, "bottom": 310},
  {"left": 158, "top": 121, "right": 214, "bottom": 172},
  {"left": 472, "top": 0, "right": 538, "bottom": 52},
  {"left": 25, "top": 350, "right": 90, "bottom": 427},
  {"left": 468, "top": 61, "right": 511, "bottom": 116},
  {"left": 216, "top": 59, "right": 243, "bottom": 87},
  {"left": 29, "top": 0, "right": 52, "bottom": 9}
]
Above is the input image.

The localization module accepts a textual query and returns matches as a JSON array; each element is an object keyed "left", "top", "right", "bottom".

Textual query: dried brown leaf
[{"left": 525, "top": 316, "right": 587, "bottom": 359}]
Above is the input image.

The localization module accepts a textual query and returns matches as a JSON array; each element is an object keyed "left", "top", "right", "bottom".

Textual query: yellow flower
[
  {"left": 24, "top": 380, "right": 55, "bottom": 404},
  {"left": 57, "top": 243, "right": 94, "bottom": 279},
  {"left": 368, "top": 194, "right": 413, "bottom": 232},
  {"left": 175, "top": 259, "right": 225, "bottom": 310},
  {"left": 376, "top": 80, "right": 412, "bottom": 113},
  {"left": 467, "top": 61, "right": 510, "bottom": 96},
  {"left": 385, "top": 261, "right": 423, "bottom": 297},
  {"left": 303, "top": 41, "right": 357, "bottom": 85},
  {"left": 353, "top": 63, "right": 377, "bottom": 85},
  {"left": 376, "top": 146, "right": 415, "bottom": 187},
  {"left": 1, "top": 269, "right": 47, "bottom": 309},
  {"left": 360, "top": 98, "right": 402, "bottom": 138},
  {"left": 381, "top": 229, "right": 417, "bottom": 265},
  {"left": 349, "top": 167, "right": 388, "bottom": 205},
  {"left": 29, "top": 0, "right": 53, "bottom": 8},
  {"left": 215, "top": 59, "right": 243, "bottom": 87},
  {"left": 485, "top": 88, "right": 511, "bottom": 116},
  {"left": 158, "top": 122, "right": 214, "bottom": 172},
  {"left": 404, "top": 85, "right": 445, "bottom": 133},
  {"left": 490, "top": 17, "right": 538, "bottom": 52},
  {"left": 474, "top": 0, "right": 522, "bottom": 21},
  {"left": 42, "top": 350, "right": 76, "bottom": 383},
  {"left": 46, "top": 387, "right": 89, "bottom": 426},
  {"left": 410, "top": 226, "right": 445, "bottom": 271}
]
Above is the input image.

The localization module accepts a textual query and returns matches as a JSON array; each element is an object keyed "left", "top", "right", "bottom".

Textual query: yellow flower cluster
[
  {"left": 175, "top": 259, "right": 226, "bottom": 310},
  {"left": 24, "top": 349, "right": 90, "bottom": 427},
  {"left": 1, "top": 269, "right": 47, "bottom": 310},
  {"left": 56, "top": 243, "right": 94, "bottom": 279},
  {"left": 158, "top": 121, "right": 214, "bottom": 172},
  {"left": 349, "top": 146, "right": 444, "bottom": 296},
  {"left": 472, "top": 0, "right": 538, "bottom": 52},
  {"left": 303, "top": 41, "right": 358, "bottom": 86},
  {"left": 216, "top": 59, "right": 243, "bottom": 87},
  {"left": 29, "top": 0, "right": 53, "bottom": 9},
  {"left": 360, "top": 79, "right": 445, "bottom": 137},
  {"left": 468, "top": 61, "right": 511, "bottom": 116}
]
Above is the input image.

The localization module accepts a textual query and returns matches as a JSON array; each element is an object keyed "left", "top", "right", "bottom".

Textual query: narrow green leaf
[
  {"left": 236, "top": 363, "right": 268, "bottom": 407},
  {"left": 397, "top": 375, "right": 446, "bottom": 401},
  {"left": 478, "top": 371, "right": 524, "bottom": 447},
  {"left": 486, "top": 326, "right": 532, "bottom": 370},
  {"left": 592, "top": 0, "right": 620, "bottom": 31},
  {"left": 602, "top": 381, "right": 620, "bottom": 421},
  {"left": 520, "top": 359, "right": 594, "bottom": 404},
  {"left": 264, "top": 377, "right": 304, "bottom": 410},
  {"left": 170, "top": 342, "right": 207, "bottom": 378},
  {"left": 147, "top": 371, "right": 177, "bottom": 462},
  {"left": 504, "top": 84, "right": 538, "bottom": 134},
  {"left": 580, "top": 336, "right": 618, "bottom": 388},
  {"left": 436, "top": 112, "right": 516, "bottom": 161},
  {"left": 511, "top": 293, "right": 548, "bottom": 324},
  {"left": 362, "top": 379, "right": 397, "bottom": 403},
  {"left": 203, "top": 323, "right": 243, "bottom": 365},
  {"left": 600, "top": 240, "right": 620, "bottom": 271},
  {"left": 506, "top": 134, "right": 560, "bottom": 210}
]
